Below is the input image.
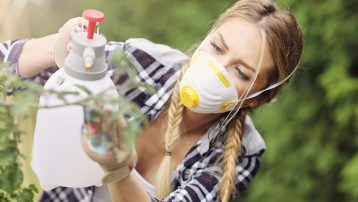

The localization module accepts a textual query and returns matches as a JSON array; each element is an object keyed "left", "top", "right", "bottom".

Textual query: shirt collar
[{"left": 198, "top": 115, "right": 266, "bottom": 156}]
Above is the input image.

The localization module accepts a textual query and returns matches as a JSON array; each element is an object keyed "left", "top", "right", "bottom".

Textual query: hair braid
[
  {"left": 155, "top": 63, "right": 190, "bottom": 199},
  {"left": 220, "top": 109, "right": 247, "bottom": 202}
]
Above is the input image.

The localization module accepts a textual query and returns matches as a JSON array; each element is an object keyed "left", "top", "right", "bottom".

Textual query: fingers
[
  {"left": 82, "top": 107, "right": 111, "bottom": 152},
  {"left": 80, "top": 106, "right": 136, "bottom": 174},
  {"left": 116, "top": 118, "right": 128, "bottom": 151},
  {"left": 80, "top": 126, "right": 134, "bottom": 170},
  {"left": 55, "top": 17, "right": 88, "bottom": 66},
  {"left": 59, "top": 17, "right": 86, "bottom": 33},
  {"left": 66, "top": 42, "right": 72, "bottom": 52},
  {"left": 83, "top": 128, "right": 113, "bottom": 155},
  {"left": 82, "top": 106, "right": 127, "bottom": 155},
  {"left": 80, "top": 133, "right": 116, "bottom": 166},
  {"left": 60, "top": 17, "right": 88, "bottom": 43},
  {"left": 83, "top": 105, "right": 102, "bottom": 123}
]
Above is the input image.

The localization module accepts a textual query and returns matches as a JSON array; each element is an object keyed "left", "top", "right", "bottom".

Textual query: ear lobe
[
  {"left": 247, "top": 98, "right": 262, "bottom": 108},
  {"left": 250, "top": 100, "right": 259, "bottom": 108}
]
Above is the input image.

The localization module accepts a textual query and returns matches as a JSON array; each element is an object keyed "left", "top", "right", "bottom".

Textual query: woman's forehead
[{"left": 211, "top": 18, "right": 274, "bottom": 74}]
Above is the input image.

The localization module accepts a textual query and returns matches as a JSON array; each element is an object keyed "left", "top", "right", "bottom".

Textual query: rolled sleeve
[{"left": 1, "top": 39, "right": 28, "bottom": 76}]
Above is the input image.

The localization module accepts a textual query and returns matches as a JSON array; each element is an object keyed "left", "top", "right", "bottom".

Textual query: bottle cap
[{"left": 82, "top": 9, "right": 105, "bottom": 39}]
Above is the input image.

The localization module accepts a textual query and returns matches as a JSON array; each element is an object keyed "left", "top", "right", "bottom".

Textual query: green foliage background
[{"left": 2, "top": 0, "right": 358, "bottom": 201}]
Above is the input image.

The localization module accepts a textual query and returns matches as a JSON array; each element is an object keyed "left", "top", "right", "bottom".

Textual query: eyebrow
[{"left": 217, "top": 32, "right": 256, "bottom": 73}]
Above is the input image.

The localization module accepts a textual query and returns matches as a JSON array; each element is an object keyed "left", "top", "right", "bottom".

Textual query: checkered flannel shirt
[{"left": 1, "top": 38, "right": 266, "bottom": 202}]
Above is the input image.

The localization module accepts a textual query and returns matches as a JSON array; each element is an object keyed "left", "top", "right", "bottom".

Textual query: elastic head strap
[
  {"left": 244, "top": 64, "right": 299, "bottom": 100},
  {"left": 215, "top": 29, "right": 267, "bottom": 138},
  {"left": 216, "top": 58, "right": 300, "bottom": 138}
]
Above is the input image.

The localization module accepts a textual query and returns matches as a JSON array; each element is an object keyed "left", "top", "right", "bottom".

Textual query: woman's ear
[
  {"left": 246, "top": 96, "right": 265, "bottom": 109},
  {"left": 248, "top": 100, "right": 259, "bottom": 108}
]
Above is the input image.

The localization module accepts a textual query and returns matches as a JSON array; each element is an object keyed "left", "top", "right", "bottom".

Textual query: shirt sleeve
[
  {"left": 0, "top": 39, "right": 25, "bottom": 63},
  {"left": 1, "top": 39, "right": 28, "bottom": 75},
  {"left": 148, "top": 154, "right": 261, "bottom": 202},
  {"left": 105, "top": 39, "right": 187, "bottom": 121}
]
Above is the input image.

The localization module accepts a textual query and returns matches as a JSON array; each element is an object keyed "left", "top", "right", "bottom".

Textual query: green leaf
[
  {"left": 15, "top": 187, "right": 35, "bottom": 202},
  {"left": 74, "top": 84, "right": 93, "bottom": 96},
  {"left": 28, "top": 184, "right": 38, "bottom": 194},
  {"left": 340, "top": 154, "right": 358, "bottom": 199},
  {"left": 0, "top": 150, "right": 16, "bottom": 167},
  {"left": 0, "top": 189, "right": 11, "bottom": 202},
  {"left": 11, "top": 93, "right": 36, "bottom": 115},
  {"left": 0, "top": 163, "right": 23, "bottom": 193}
]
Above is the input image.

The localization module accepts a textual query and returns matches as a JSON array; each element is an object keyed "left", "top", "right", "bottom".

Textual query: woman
[{"left": 0, "top": 0, "right": 303, "bottom": 201}]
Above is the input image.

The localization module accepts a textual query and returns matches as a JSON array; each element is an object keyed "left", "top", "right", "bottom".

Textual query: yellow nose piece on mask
[
  {"left": 220, "top": 101, "right": 236, "bottom": 112},
  {"left": 207, "top": 59, "right": 231, "bottom": 88},
  {"left": 180, "top": 86, "right": 200, "bottom": 108}
]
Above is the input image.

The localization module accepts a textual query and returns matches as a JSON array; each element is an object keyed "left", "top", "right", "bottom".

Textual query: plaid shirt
[{"left": 1, "top": 38, "right": 266, "bottom": 202}]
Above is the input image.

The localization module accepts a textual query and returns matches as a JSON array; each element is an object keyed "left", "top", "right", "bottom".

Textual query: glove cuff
[
  {"left": 101, "top": 149, "right": 136, "bottom": 184},
  {"left": 102, "top": 164, "right": 133, "bottom": 184}
]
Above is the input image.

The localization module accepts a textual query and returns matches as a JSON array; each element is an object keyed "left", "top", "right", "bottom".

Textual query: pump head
[
  {"left": 59, "top": 10, "right": 108, "bottom": 81},
  {"left": 82, "top": 10, "right": 105, "bottom": 40}
]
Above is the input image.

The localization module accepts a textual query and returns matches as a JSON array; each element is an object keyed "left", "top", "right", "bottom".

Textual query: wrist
[
  {"left": 47, "top": 33, "right": 59, "bottom": 67},
  {"left": 102, "top": 164, "right": 133, "bottom": 184},
  {"left": 101, "top": 149, "right": 136, "bottom": 184}
]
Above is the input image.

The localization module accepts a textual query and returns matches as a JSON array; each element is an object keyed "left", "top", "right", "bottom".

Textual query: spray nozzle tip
[{"left": 82, "top": 9, "right": 105, "bottom": 39}]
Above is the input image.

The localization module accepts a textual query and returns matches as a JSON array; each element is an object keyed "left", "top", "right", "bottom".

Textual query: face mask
[
  {"left": 179, "top": 51, "right": 299, "bottom": 115},
  {"left": 179, "top": 51, "right": 239, "bottom": 113}
]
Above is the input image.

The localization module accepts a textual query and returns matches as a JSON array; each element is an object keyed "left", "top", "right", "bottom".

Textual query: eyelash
[
  {"left": 235, "top": 66, "right": 250, "bottom": 81},
  {"left": 210, "top": 41, "right": 250, "bottom": 81},
  {"left": 210, "top": 41, "right": 224, "bottom": 54}
]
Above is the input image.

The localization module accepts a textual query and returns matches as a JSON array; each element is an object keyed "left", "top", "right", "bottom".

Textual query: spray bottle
[{"left": 32, "top": 10, "right": 117, "bottom": 190}]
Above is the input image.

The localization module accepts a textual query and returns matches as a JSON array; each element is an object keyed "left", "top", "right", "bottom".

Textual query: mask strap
[
  {"left": 219, "top": 72, "right": 256, "bottom": 128},
  {"left": 212, "top": 29, "right": 267, "bottom": 142},
  {"left": 215, "top": 63, "right": 299, "bottom": 137},
  {"left": 212, "top": 31, "right": 301, "bottom": 142},
  {"left": 244, "top": 63, "right": 299, "bottom": 100},
  {"left": 210, "top": 86, "right": 251, "bottom": 143}
]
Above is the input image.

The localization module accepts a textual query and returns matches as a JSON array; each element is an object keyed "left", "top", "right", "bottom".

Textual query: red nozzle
[{"left": 82, "top": 9, "right": 105, "bottom": 39}]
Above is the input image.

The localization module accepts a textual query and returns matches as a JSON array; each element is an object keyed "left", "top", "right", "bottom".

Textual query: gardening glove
[
  {"left": 80, "top": 105, "right": 136, "bottom": 184},
  {"left": 54, "top": 17, "right": 88, "bottom": 68}
]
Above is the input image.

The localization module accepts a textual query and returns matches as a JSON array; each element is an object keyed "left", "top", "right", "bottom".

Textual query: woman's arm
[
  {"left": 17, "top": 33, "right": 58, "bottom": 77},
  {"left": 2, "top": 17, "right": 85, "bottom": 78},
  {"left": 0, "top": 37, "right": 59, "bottom": 88}
]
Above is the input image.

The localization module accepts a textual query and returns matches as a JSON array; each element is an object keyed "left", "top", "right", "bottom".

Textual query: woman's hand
[
  {"left": 81, "top": 105, "right": 136, "bottom": 184},
  {"left": 17, "top": 17, "right": 87, "bottom": 76},
  {"left": 54, "top": 17, "right": 87, "bottom": 68}
]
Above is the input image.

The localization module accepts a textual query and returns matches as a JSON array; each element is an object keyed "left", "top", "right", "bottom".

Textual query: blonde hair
[
  {"left": 154, "top": 63, "right": 189, "bottom": 198},
  {"left": 155, "top": 0, "right": 303, "bottom": 201}
]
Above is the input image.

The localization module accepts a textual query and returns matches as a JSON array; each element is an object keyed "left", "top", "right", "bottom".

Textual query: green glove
[{"left": 81, "top": 106, "right": 136, "bottom": 184}]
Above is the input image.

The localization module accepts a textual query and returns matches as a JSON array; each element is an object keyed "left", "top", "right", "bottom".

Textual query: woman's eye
[
  {"left": 235, "top": 66, "right": 250, "bottom": 81},
  {"left": 210, "top": 41, "right": 224, "bottom": 54}
]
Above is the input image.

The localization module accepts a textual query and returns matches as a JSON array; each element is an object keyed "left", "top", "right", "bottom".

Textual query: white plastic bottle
[{"left": 32, "top": 10, "right": 116, "bottom": 190}]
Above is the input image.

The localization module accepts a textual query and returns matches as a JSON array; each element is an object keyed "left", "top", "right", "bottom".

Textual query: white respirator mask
[
  {"left": 179, "top": 51, "right": 239, "bottom": 113},
  {"left": 179, "top": 51, "right": 299, "bottom": 115}
]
